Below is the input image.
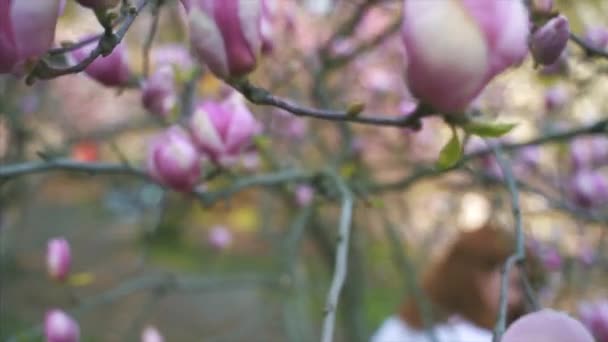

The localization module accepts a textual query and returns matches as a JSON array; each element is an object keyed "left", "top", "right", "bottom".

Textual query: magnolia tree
[{"left": 1, "top": 0, "right": 608, "bottom": 341}]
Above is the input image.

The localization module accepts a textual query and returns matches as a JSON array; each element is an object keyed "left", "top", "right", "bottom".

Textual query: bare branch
[{"left": 570, "top": 32, "right": 608, "bottom": 59}]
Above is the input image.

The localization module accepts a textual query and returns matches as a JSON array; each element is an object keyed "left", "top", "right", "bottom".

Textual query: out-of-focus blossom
[
  {"left": 532, "top": 0, "right": 554, "bottom": 14},
  {"left": 44, "top": 309, "right": 80, "bottom": 342},
  {"left": 515, "top": 146, "right": 541, "bottom": 171},
  {"left": 240, "top": 152, "right": 260, "bottom": 171},
  {"left": 400, "top": 98, "right": 418, "bottom": 117},
  {"left": 568, "top": 170, "right": 608, "bottom": 209},
  {"left": 72, "top": 39, "right": 131, "bottom": 87},
  {"left": 47, "top": 238, "right": 71, "bottom": 282},
  {"left": 503, "top": 309, "right": 594, "bottom": 342},
  {"left": 584, "top": 26, "right": 608, "bottom": 52},
  {"left": 531, "top": 15, "right": 570, "bottom": 66},
  {"left": 74, "top": 0, "right": 119, "bottom": 10},
  {"left": 295, "top": 185, "right": 315, "bottom": 207},
  {"left": 189, "top": 93, "right": 260, "bottom": 164},
  {"left": 1, "top": 1, "right": 62, "bottom": 73},
  {"left": 539, "top": 246, "right": 562, "bottom": 271},
  {"left": 152, "top": 44, "right": 196, "bottom": 73},
  {"left": 578, "top": 244, "right": 595, "bottom": 267},
  {"left": 208, "top": 226, "right": 233, "bottom": 250},
  {"left": 579, "top": 300, "right": 608, "bottom": 342},
  {"left": 570, "top": 137, "right": 608, "bottom": 171},
  {"left": 362, "top": 67, "right": 401, "bottom": 93},
  {"left": 180, "top": 0, "right": 262, "bottom": 79},
  {"left": 260, "top": 0, "right": 278, "bottom": 54},
  {"left": 141, "top": 65, "right": 177, "bottom": 118},
  {"left": 270, "top": 109, "right": 308, "bottom": 140},
  {"left": 71, "top": 141, "right": 99, "bottom": 163},
  {"left": 146, "top": 126, "right": 201, "bottom": 192},
  {"left": 401, "top": 0, "right": 530, "bottom": 113},
  {"left": 544, "top": 86, "right": 569, "bottom": 112},
  {"left": 141, "top": 325, "right": 164, "bottom": 342}
]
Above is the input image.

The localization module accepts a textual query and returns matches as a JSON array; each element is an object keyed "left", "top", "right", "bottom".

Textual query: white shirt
[{"left": 371, "top": 316, "right": 493, "bottom": 342}]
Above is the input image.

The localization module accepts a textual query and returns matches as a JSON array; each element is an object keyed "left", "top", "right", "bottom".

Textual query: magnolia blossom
[
  {"left": 189, "top": 94, "right": 260, "bottom": 163},
  {"left": 180, "top": 0, "right": 262, "bottom": 79},
  {"left": 579, "top": 300, "right": 608, "bottom": 341},
  {"left": 295, "top": 185, "right": 315, "bottom": 207},
  {"left": 147, "top": 126, "right": 201, "bottom": 192},
  {"left": 0, "top": 0, "right": 62, "bottom": 73},
  {"left": 72, "top": 39, "right": 131, "bottom": 87},
  {"left": 208, "top": 226, "right": 233, "bottom": 250},
  {"left": 531, "top": 15, "right": 570, "bottom": 66},
  {"left": 584, "top": 26, "right": 608, "bottom": 51},
  {"left": 47, "top": 238, "right": 71, "bottom": 282},
  {"left": 141, "top": 65, "right": 177, "bottom": 117},
  {"left": 44, "top": 310, "right": 80, "bottom": 342},
  {"left": 503, "top": 309, "right": 594, "bottom": 342},
  {"left": 401, "top": 0, "right": 530, "bottom": 113},
  {"left": 570, "top": 137, "right": 608, "bottom": 171},
  {"left": 151, "top": 44, "right": 196, "bottom": 72},
  {"left": 568, "top": 170, "right": 608, "bottom": 209}
]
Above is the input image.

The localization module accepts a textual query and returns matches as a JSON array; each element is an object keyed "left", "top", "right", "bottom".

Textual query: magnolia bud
[
  {"left": 75, "top": 0, "right": 119, "bottom": 10},
  {"left": 141, "top": 66, "right": 177, "bottom": 118},
  {"left": 544, "top": 86, "right": 569, "bottom": 112},
  {"left": 47, "top": 238, "right": 71, "bottom": 282},
  {"left": 44, "top": 309, "right": 80, "bottom": 342},
  {"left": 189, "top": 94, "right": 260, "bottom": 163},
  {"left": 72, "top": 39, "right": 131, "bottom": 87},
  {"left": 146, "top": 126, "right": 201, "bottom": 192},
  {"left": 568, "top": 171, "right": 608, "bottom": 209},
  {"left": 503, "top": 309, "right": 594, "bottom": 342},
  {"left": 531, "top": 15, "right": 570, "bottom": 66},
  {"left": 570, "top": 137, "right": 608, "bottom": 171},
  {"left": 401, "top": 0, "right": 529, "bottom": 113},
  {"left": 295, "top": 185, "right": 315, "bottom": 207},
  {"left": 584, "top": 26, "right": 608, "bottom": 52},
  {"left": 1, "top": 1, "right": 62, "bottom": 73},
  {"left": 141, "top": 325, "right": 164, "bottom": 342},
  {"left": 181, "top": 0, "right": 262, "bottom": 79},
  {"left": 579, "top": 300, "right": 608, "bottom": 341},
  {"left": 208, "top": 226, "right": 233, "bottom": 250}
]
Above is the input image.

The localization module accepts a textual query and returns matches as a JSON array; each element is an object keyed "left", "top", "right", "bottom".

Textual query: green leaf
[
  {"left": 463, "top": 122, "right": 517, "bottom": 138},
  {"left": 437, "top": 130, "right": 462, "bottom": 169}
]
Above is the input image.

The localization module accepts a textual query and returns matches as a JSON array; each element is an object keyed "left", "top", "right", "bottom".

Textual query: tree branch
[{"left": 570, "top": 32, "right": 608, "bottom": 59}]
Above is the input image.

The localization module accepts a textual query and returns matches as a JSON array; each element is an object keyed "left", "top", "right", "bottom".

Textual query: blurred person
[{"left": 372, "top": 225, "right": 544, "bottom": 342}]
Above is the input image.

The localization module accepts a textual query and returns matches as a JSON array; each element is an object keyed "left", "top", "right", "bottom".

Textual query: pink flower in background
[
  {"left": 208, "top": 226, "right": 233, "bottom": 250},
  {"left": 181, "top": 0, "right": 262, "bottom": 79},
  {"left": 568, "top": 170, "right": 608, "bottom": 209},
  {"left": 584, "top": 26, "right": 608, "bottom": 52},
  {"left": 0, "top": 0, "right": 63, "bottom": 73},
  {"left": 540, "top": 247, "right": 563, "bottom": 272},
  {"left": 544, "top": 86, "right": 569, "bottom": 112},
  {"left": 401, "top": 0, "right": 530, "bottom": 113},
  {"left": 141, "top": 325, "right": 164, "bottom": 342},
  {"left": 579, "top": 300, "right": 608, "bottom": 342},
  {"left": 189, "top": 94, "right": 260, "bottom": 164},
  {"left": 295, "top": 185, "right": 315, "bottom": 207},
  {"left": 152, "top": 44, "right": 196, "bottom": 72},
  {"left": 141, "top": 65, "right": 177, "bottom": 118},
  {"left": 72, "top": 39, "right": 131, "bottom": 87},
  {"left": 146, "top": 126, "right": 201, "bottom": 192},
  {"left": 570, "top": 137, "right": 608, "bottom": 171},
  {"left": 44, "top": 309, "right": 80, "bottom": 342},
  {"left": 46, "top": 238, "right": 71, "bottom": 282},
  {"left": 503, "top": 309, "right": 594, "bottom": 342},
  {"left": 531, "top": 15, "right": 570, "bottom": 66}
]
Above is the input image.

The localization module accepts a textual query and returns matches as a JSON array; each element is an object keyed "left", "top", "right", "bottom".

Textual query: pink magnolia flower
[
  {"left": 141, "top": 65, "right": 177, "bottom": 118},
  {"left": 570, "top": 137, "right": 608, "bottom": 171},
  {"left": 568, "top": 170, "right": 608, "bottom": 209},
  {"left": 151, "top": 44, "right": 196, "bottom": 72},
  {"left": 44, "top": 310, "right": 80, "bottom": 342},
  {"left": 579, "top": 300, "right": 608, "bottom": 341},
  {"left": 544, "top": 86, "right": 569, "bottom": 112},
  {"left": 584, "top": 26, "right": 608, "bottom": 51},
  {"left": 503, "top": 309, "right": 594, "bottom": 342},
  {"left": 180, "top": 0, "right": 262, "bottom": 79},
  {"left": 146, "top": 126, "right": 202, "bottom": 192},
  {"left": 141, "top": 325, "right": 164, "bottom": 342},
  {"left": 401, "top": 0, "right": 530, "bottom": 113},
  {"left": 46, "top": 238, "right": 71, "bottom": 282},
  {"left": 189, "top": 94, "right": 260, "bottom": 164},
  {"left": 295, "top": 185, "right": 315, "bottom": 207},
  {"left": 0, "top": 0, "right": 62, "bottom": 73},
  {"left": 531, "top": 15, "right": 570, "bottom": 66},
  {"left": 208, "top": 226, "right": 233, "bottom": 250},
  {"left": 72, "top": 38, "right": 131, "bottom": 87}
]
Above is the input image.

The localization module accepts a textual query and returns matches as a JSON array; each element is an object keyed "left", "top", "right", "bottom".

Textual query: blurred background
[{"left": 2, "top": 0, "right": 608, "bottom": 341}]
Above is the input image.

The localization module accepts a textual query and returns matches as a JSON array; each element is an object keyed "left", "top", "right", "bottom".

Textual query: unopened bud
[
  {"left": 47, "top": 238, "right": 71, "bottom": 282},
  {"left": 531, "top": 15, "right": 570, "bottom": 66}
]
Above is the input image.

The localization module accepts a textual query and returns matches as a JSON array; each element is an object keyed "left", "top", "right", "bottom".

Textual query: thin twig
[
  {"left": 142, "top": 0, "right": 162, "bottom": 77},
  {"left": 320, "top": 173, "right": 354, "bottom": 342},
  {"left": 570, "top": 32, "right": 608, "bottom": 59}
]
